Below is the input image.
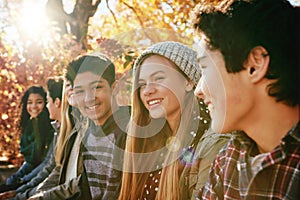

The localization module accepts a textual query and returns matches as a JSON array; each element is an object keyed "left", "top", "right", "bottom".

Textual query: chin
[{"left": 149, "top": 112, "right": 165, "bottom": 119}]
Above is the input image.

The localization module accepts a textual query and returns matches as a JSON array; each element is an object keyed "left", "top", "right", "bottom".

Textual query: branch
[
  {"left": 121, "top": 0, "right": 152, "bottom": 40},
  {"left": 92, "top": 0, "right": 102, "bottom": 10},
  {"left": 121, "top": 0, "right": 144, "bottom": 28},
  {"left": 106, "top": 0, "right": 119, "bottom": 28}
]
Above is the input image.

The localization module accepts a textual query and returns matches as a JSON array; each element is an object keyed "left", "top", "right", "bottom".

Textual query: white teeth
[
  {"left": 87, "top": 105, "right": 97, "bottom": 110},
  {"left": 148, "top": 99, "right": 162, "bottom": 105}
]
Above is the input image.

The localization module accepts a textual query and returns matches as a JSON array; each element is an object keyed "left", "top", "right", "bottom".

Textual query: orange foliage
[
  {"left": 0, "top": 33, "right": 83, "bottom": 166},
  {"left": 0, "top": 0, "right": 222, "bottom": 165}
]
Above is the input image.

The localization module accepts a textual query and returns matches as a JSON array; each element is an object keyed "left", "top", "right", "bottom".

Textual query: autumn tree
[
  {"left": 0, "top": 0, "right": 217, "bottom": 165},
  {"left": 45, "top": 0, "right": 103, "bottom": 49}
]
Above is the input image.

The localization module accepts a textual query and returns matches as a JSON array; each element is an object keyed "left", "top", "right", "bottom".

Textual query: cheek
[
  {"left": 199, "top": 74, "right": 214, "bottom": 98},
  {"left": 97, "top": 90, "right": 112, "bottom": 104},
  {"left": 201, "top": 80, "right": 210, "bottom": 97},
  {"left": 170, "top": 89, "right": 184, "bottom": 108},
  {"left": 75, "top": 98, "right": 85, "bottom": 108},
  {"left": 223, "top": 77, "right": 246, "bottom": 109},
  {"left": 26, "top": 105, "right": 30, "bottom": 112}
]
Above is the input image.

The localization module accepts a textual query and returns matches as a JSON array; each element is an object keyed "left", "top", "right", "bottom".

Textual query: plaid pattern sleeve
[{"left": 198, "top": 122, "right": 300, "bottom": 200}]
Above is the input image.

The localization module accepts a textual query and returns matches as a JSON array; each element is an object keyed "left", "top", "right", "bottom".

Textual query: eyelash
[
  {"left": 95, "top": 85, "right": 103, "bottom": 89},
  {"left": 155, "top": 77, "right": 164, "bottom": 81},
  {"left": 74, "top": 90, "right": 83, "bottom": 95},
  {"left": 74, "top": 85, "right": 104, "bottom": 94},
  {"left": 138, "top": 76, "right": 165, "bottom": 87}
]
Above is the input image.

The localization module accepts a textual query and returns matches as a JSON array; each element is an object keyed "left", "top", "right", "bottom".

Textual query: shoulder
[
  {"left": 212, "top": 131, "right": 253, "bottom": 168},
  {"left": 195, "top": 129, "right": 232, "bottom": 157}
]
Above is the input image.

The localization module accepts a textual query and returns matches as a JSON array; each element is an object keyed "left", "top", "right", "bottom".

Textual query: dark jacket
[
  {"left": 12, "top": 121, "right": 60, "bottom": 200},
  {"left": 36, "top": 106, "right": 130, "bottom": 200},
  {"left": 20, "top": 110, "right": 54, "bottom": 166}
]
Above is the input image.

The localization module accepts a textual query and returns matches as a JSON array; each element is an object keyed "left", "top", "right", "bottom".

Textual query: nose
[
  {"left": 194, "top": 78, "right": 205, "bottom": 100},
  {"left": 84, "top": 88, "right": 95, "bottom": 102},
  {"left": 31, "top": 102, "right": 38, "bottom": 108},
  {"left": 142, "top": 82, "right": 156, "bottom": 96}
]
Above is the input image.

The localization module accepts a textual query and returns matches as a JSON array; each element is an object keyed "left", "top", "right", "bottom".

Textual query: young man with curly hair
[{"left": 193, "top": 0, "right": 300, "bottom": 199}]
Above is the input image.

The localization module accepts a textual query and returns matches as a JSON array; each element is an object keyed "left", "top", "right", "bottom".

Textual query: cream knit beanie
[{"left": 133, "top": 41, "right": 201, "bottom": 85}]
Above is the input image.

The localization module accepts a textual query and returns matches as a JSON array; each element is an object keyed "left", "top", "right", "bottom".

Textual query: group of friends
[{"left": 0, "top": 0, "right": 299, "bottom": 199}]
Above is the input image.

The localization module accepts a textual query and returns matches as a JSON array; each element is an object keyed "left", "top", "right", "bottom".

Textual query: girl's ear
[
  {"left": 185, "top": 80, "right": 194, "bottom": 92},
  {"left": 243, "top": 46, "right": 270, "bottom": 83}
]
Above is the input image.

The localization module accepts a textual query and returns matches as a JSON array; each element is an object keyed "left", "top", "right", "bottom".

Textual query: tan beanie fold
[{"left": 133, "top": 41, "right": 201, "bottom": 85}]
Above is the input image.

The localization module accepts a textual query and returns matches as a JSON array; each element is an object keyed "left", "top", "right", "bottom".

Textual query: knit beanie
[{"left": 133, "top": 41, "right": 201, "bottom": 85}]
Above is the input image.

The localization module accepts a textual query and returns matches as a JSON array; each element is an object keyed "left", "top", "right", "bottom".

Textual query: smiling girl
[
  {"left": 119, "top": 42, "right": 210, "bottom": 200},
  {"left": 5, "top": 86, "right": 54, "bottom": 187}
]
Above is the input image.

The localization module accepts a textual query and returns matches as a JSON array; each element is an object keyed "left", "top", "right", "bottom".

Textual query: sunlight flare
[{"left": 17, "top": 1, "right": 50, "bottom": 40}]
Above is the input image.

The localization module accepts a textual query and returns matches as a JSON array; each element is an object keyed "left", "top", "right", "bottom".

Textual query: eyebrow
[{"left": 138, "top": 70, "right": 165, "bottom": 81}]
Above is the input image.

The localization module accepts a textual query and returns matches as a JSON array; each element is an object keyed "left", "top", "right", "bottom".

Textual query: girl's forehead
[
  {"left": 139, "top": 57, "right": 179, "bottom": 76},
  {"left": 28, "top": 93, "right": 44, "bottom": 100},
  {"left": 142, "top": 55, "right": 176, "bottom": 68}
]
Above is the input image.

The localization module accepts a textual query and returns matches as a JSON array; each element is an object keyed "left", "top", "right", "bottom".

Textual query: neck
[
  {"left": 94, "top": 110, "right": 113, "bottom": 126},
  {"left": 94, "top": 105, "right": 118, "bottom": 126},
  {"left": 243, "top": 101, "right": 299, "bottom": 153}
]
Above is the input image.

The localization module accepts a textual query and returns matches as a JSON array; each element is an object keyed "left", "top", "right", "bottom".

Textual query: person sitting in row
[
  {"left": 119, "top": 41, "right": 230, "bottom": 200},
  {"left": 0, "top": 77, "right": 64, "bottom": 200},
  {"left": 30, "top": 53, "right": 130, "bottom": 199},
  {"left": 192, "top": 0, "right": 300, "bottom": 199},
  {"left": 0, "top": 86, "right": 54, "bottom": 193}
]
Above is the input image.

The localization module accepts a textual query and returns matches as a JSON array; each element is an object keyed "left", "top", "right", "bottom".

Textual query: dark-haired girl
[{"left": 5, "top": 86, "right": 54, "bottom": 186}]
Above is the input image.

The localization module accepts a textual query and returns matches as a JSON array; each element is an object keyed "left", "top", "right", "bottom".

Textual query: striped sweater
[
  {"left": 80, "top": 106, "right": 129, "bottom": 199},
  {"left": 34, "top": 106, "right": 129, "bottom": 199}
]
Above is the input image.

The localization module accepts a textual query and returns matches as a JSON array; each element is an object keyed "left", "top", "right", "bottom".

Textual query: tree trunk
[{"left": 45, "top": 0, "right": 102, "bottom": 50}]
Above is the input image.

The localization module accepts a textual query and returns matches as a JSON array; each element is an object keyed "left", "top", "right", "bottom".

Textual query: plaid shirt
[{"left": 198, "top": 121, "right": 300, "bottom": 200}]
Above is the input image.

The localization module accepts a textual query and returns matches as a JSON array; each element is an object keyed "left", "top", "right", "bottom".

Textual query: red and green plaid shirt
[{"left": 198, "top": 122, "right": 300, "bottom": 200}]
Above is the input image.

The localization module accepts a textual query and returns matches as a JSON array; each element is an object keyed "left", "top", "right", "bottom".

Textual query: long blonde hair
[
  {"left": 55, "top": 81, "right": 75, "bottom": 165},
  {"left": 119, "top": 60, "right": 206, "bottom": 200}
]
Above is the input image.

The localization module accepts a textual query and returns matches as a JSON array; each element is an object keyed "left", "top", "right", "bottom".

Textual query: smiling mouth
[
  {"left": 85, "top": 105, "right": 99, "bottom": 110},
  {"left": 147, "top": 98, "right": 163, "bottom": 106},
  {"left": 30, "top": 110, "right": 40, "bottom": 113}
]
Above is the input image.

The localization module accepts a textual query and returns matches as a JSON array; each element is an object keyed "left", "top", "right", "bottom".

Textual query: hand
[{"left": 0, "top": 190, "right": 16, "bottom": 200}]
